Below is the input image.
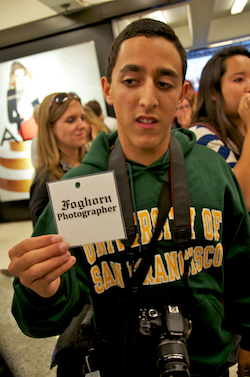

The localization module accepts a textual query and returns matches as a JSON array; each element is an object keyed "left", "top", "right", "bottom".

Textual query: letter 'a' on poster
[{"left": 47, "top": 171, "right": 126, "bottom": 247}]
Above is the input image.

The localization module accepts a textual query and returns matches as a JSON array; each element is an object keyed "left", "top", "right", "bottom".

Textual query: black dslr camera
[{"left": 139, "top": 305, "right": 192, "bottom": 377}]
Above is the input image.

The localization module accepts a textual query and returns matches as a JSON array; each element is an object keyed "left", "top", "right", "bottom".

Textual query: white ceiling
[
  {"left": 111, "top": 0, "right": 250, "bottom": 50},
  {"left": 0, "top": 0, "right": 250, "bottom": 50}
]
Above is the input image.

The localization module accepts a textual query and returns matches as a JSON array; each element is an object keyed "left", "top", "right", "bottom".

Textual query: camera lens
[{"left": 157, "top": 338, "right": 190, "bottom": 377}]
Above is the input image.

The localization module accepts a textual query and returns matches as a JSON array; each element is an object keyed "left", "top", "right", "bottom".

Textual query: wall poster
[{"left": 0, "top": 40, "right": 106, "bottom": 202}]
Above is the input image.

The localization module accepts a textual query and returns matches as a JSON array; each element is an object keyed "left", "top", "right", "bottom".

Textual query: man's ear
[
  {"left": 177, "top": 81, "right": 189, "bottom": 106},
  {"left": 101, "top": 76, "right": 113, "bottom": 106}
]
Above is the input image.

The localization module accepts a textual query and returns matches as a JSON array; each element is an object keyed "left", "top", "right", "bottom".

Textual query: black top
[{"left": 29, "top": 161, "right": 71, "bottom": 227}]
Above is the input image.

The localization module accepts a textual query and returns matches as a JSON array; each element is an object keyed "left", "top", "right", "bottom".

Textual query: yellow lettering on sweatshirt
[
  {"left": 96, "top": 242, "right": 108, "bottom": 258},
  {"left": 204, "top": 245, "right": 214, "bottom": 269},
  {"left": 138, "top": 210, "right": 152, "bottom": 244},
  {"left": 193, "top": 246, "right": 203, "bottom": 273},
  {"left": 202, "top": 208, "right": 213, "bottom": 240},
  {"left": 106, "top": 240, "right": 115, "bottom": 254},
  {"left": 101, "top": 261, "right": 116, "bottom": 290},
  {"left": 190, "top": 207, "right": 196, "bottom": 239},
  {"left": 91, "top": 265, "right": 104, "bottom": 294},
  {"left": 212, "top": 210, "right": 222, "bottom": 241},
  {"left": 214, "top": 243, "right": 223, "bottom": 267},
  {"left": 155, "top": 254, "right": 168, "bottom": 283},
  {"left": 83, "top": 244, "right": 96, "bottom": 265},
  {"left": 165, "top": 251, "right": 180, "bottom": 282},
  {"left": 110, "top": 262, "right": 125, "bottom": 288}
]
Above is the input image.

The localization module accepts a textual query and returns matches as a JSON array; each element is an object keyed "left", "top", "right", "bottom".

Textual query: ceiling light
[
  {"left": 231, "top": 0, "right": 248, "bottom": 15},
  {"left": 207, "top": 40, "right": 233, "bottom": 48},
  {"left": 145, "top": 11, "right": 166, "bottom": 23}
]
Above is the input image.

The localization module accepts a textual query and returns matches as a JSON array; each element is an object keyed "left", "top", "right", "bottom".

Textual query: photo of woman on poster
[{"left": 7, "top": 61, "right": 39, "bottom": 140}]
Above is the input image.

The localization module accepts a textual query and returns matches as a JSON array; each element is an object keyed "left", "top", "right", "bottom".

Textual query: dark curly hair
[{"left": 105, "top": 18, "right": 187, "bottom": 84}]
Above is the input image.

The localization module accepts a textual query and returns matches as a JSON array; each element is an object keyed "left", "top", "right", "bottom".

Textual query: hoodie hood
[{"left": 171, "top": 127, "right": 196, "bottom": 155}]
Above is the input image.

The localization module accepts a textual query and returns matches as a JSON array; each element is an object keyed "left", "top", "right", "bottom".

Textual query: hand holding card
[{"left": 47, "top": 171, "right": 126, "bottom": 247}]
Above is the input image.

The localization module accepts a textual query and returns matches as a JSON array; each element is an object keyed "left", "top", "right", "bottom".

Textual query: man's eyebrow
[
  {"left": 157, "top": 67, "right": 179, "bottom": 79},
  {"left": 119, "top": 64, "right": 145, "bottom": 74},
  {"left": 119, "top": 65, "right": 179, "bottom": 79}
]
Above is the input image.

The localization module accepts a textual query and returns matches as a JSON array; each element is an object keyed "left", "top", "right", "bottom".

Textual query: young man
[{"left": 8, "top": 19, "right": 250, "bottom": 377}]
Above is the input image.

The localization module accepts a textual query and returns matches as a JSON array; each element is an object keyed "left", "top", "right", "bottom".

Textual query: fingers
[
  {"left": 9, "top": 234, "right": 61, "bottom": 258},
  {"left": 8, "top": 234, "right": 76, "bottom": 298},
  {"left": 237, "top": 348, "right": 250, "bottom": 377},
  {"left": 12, "top": 239, "right": 69, "bottom": 272},
  {"left": 8, "top": 235, "right": 67, "bottom": 274},
  {"left": 25, "top": 256, "right": 76, "bottom": 298},
  {"left": 239, "top": 93, "right": 250, "bottom": 111},
  {"left": 238, "top": 94, "right": 250, "bottom": 130},
  {"left": 18, "top": 250, "right": 74, "bottom": 286},
  {"left": 238, "top": 366, "right": 250, "bottom": 376}
]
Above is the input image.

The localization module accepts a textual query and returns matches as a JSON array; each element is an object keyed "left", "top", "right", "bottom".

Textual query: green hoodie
[{"left": 12, "top": 129, "right": 250, "bottom": 376}]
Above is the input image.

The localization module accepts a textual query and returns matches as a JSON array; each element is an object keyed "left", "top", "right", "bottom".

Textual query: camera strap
[
  {"left": 108, "top": 134, "right": 192, "bottom": 296},
  {"left": 108, "top": 137, "right": 137, "bottom": 247}
]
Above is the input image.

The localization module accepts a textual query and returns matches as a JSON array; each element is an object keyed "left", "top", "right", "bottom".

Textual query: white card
[
  {"left": 47, "top": 171, "right": 126, "bottom": 247},
  {"left": 86, "top": 372, "right": 101, "bottom": 377}
]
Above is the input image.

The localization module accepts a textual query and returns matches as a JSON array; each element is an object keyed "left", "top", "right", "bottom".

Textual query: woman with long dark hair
[{"left": 189, "top": 45, "right": 250, "bottom": 210}]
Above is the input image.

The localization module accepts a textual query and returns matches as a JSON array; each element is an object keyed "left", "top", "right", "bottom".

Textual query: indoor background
[{"left": 0, "top": 0, "right": 249, "bottom": 375}]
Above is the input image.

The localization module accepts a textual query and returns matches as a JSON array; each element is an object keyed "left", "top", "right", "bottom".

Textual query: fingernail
[
  {"left": 51, "top": 235, "right": 61, "bottom": 244},
  {"left": 59, "top": 242, "right": 68, "bottom": 252},
  {"left": 61, "top": 251, "right": 70, "bottom": 259},
  {"left": 68, "top": 257, "right": 76, "bottom": 265}
]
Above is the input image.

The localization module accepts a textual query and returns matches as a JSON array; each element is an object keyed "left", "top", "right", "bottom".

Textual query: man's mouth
[
  {"left": 137, "top": 118, "right": 157, "bottom": 124},
  {"left": 137, "top": 117, "right": 158, "bottom": 128}
]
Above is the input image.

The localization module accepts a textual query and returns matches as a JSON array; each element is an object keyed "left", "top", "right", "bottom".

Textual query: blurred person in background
[
  {"left": 185, "top": 80, "right": 197, "bottom": 112},
  {"left": 189, "top": 45, "right": 250, "bottom": 211},
  {"left": 29, "top": 92, "right": 86, "bottom": 227},
  {"left": 86, "top": 99, "right": 118, "bottom": 132},
  {"left": 171, "top": 96, "right": 193, "bottom": 129},
  {"left": 189, "top": 44, "right": 250, "bottom": 371},
  {"left": 83, "top": 104, "right": 109, "bottom": 151}
]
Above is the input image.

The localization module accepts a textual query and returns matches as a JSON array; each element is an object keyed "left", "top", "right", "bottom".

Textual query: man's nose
[{"left": 139, "top": 80, "right": 159, "bottom": 109}]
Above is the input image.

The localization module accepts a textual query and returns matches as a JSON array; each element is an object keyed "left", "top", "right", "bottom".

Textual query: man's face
[{"left": 102, "top": 36, "right": 188, "bottom": 165}]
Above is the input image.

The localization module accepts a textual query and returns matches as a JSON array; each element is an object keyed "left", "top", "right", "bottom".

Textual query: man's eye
[
  {"left": 157, "top": 82, "right": 173, "bottom": 89},
  {"left": 124, "top": 79, "right": 136, "bottom": 85}
]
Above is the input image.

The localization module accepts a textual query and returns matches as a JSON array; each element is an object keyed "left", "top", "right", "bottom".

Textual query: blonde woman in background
[
  {"left": 86, "top": 99, "right": 118, "bottom": 132},
  {"left": 83, "top": 104, "right": 109, "bottom": 151},
  {"left": 29, "top": 92, "right": 86, "bottom": 227}
]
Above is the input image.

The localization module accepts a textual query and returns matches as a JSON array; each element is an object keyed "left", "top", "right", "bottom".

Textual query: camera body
[{"left": 139, "top": 305, "right": 192, "bottom": 377}]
